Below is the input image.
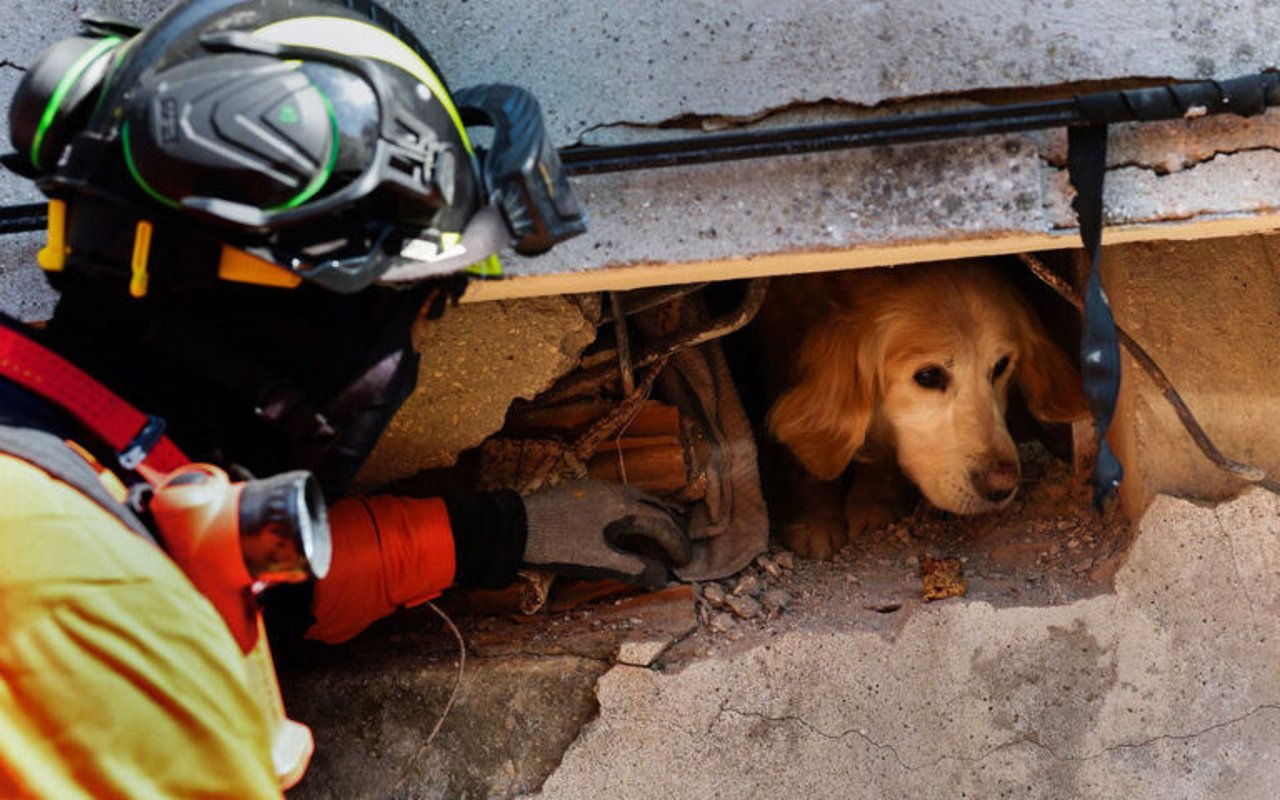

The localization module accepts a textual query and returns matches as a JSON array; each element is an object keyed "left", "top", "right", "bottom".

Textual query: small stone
[
  {"left": 761, "top": 589, "right": 792, "bottom": 616},
  {"left": 757, "top": 556, "right": 782, "bottom": 578},
  {"left": 709, "top": 612, "right": 737, "bottom": 632},
  {"left": 1066, "top": 539, "right": 1081, "bottom": 549},
  {"left": 702, "top": 583, "right": 727, "bottom": 608},
  {"left": 1056, "top": 520, "right": 1075, "bottom": 531},
  {"left": 617, "top": 640, "right": 669, "bottom": 667},
  {"left": 732, "top": 574, "right": 760, "bottom": 597},
  {"left": 725, "top": 594, "right": 763, "bottom": 620},
  {"left": 774, "top": 551, "right": 796, "bottom": 571}
]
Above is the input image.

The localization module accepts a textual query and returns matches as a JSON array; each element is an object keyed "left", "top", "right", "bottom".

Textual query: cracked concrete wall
[{"left": 3, "top": 0, "right": 1280, "bottom": 313}]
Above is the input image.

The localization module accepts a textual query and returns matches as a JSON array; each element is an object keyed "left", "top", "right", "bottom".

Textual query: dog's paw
[
  {"left": 845, "top": 499, "right": 904, "bottom": 539},
  {"left": 782, "top": 516, "right": 848, "bottom": 561}
]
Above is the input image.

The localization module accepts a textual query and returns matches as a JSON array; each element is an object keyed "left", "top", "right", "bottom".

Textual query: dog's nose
[{"left": 971, "top": 460, "right": 1019, "bottom": 504}]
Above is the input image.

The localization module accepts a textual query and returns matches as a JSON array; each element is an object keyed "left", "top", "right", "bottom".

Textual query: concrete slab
[
  {"left": 532, "top": 489, "right": 1280, "bottom": 799},
  {"left": 3, "top": 1, "right": 1279, "bottom": 306},
  {"left": 276, "top": 480, "right": 1277, "bottom": 799},
  {"left": 354, "top": 294, "right": 599, "bottom": 489}
]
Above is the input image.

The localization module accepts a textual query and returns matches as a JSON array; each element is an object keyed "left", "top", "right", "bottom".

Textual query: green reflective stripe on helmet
[
  {"left": 122, "top": 74, "right": 337, "bottom": 213},
  {"left": 31, "top": 35, "right": 123, "bottom": 170},
  {"left": 121, "top": 121, "right": 180, "bottom": 208},
  {"left": 253, "top": 16, "right": 473, "bottom": 154},
  {"left": 269, "top": 81, "right": 339, "bottom": 211}
]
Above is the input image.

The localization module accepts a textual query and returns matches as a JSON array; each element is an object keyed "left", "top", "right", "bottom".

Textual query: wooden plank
[{"left": 461, "top": 213, "right": 1280, "bottom": 303}]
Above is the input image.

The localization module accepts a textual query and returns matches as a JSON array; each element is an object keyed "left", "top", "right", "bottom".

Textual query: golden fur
[{"left": 758, "top": 260, "right": 1089, "bottom": 559}]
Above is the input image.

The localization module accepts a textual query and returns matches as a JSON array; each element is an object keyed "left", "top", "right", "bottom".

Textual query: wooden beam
[{"left": 461, "top": 213, "right": 1280, "bottom": 302}]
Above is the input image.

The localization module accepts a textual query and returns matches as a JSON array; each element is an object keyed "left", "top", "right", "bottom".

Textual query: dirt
[
  {"left": 662, "top": 442, "right": 1135, "bottom": 666},
  {"left": 358, "top": 442, "right": 1135, "bottom": 671}
]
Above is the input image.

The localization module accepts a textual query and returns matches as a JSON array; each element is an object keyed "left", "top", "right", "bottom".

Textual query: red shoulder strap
[{"left": 0, "top": 322, "right": 188, "bottom": 474}]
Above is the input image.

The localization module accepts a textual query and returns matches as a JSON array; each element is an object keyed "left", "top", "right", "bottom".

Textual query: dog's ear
[
  {"left": 1015, "top": 320, "right": 1090, "bottom": 424},
  {"left": 766, "top": 319, "right": 875, "bottom": 480}
]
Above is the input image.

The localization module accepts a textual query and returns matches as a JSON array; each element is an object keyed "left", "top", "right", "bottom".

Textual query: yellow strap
[
  {"left": 36, "top": 199, "right": 68, "bottom": 272},
  {"left": 217, "top": 246, "right": 303, "bottom": 288},
  {"left": 129, "top": 220, "right": 152, "bottom": 298}
]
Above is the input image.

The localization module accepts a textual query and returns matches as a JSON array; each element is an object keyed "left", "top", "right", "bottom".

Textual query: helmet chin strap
[{"left": 382, "top": 204, "right": 510, "bottom": 284}]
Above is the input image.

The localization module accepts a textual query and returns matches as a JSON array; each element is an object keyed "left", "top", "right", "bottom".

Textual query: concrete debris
[
  {"left": 695, "top": 547, "right": 800, "bottom": 629},
  {"left": 616, "top": 640, "right": 670, "bottom": 668},
  {"left": 724, "top": 594, "right": 762, "bottom": 620},
  {"left": 708, "top": 612, "right": 738, "bottom": 633},
  {"left": 760, "top": 589, "right": 792, "bottom": 617},
  {"left": 731, "top": 574, "right": 760, "bottom": 597},
  {"left": 756, "top": 555, "right": 783, "bottom": 578}
]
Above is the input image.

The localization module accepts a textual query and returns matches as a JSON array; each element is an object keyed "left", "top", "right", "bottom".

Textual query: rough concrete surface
[
  {"left": 1105, "top": 233, "right": 1280, "bottom": 513},
  {"left": 275, "top": 483, "right": 1278, "bottom": 799},
  {"left": 278, "top": 585, "right": 700, "bottom": 800},
  {"left": 3, "top": 1, "right": 1280, "bottom": 298},
  {"left": 355, "top": 295, "right": 598, "bottom": 489},
  {"left": 532, "top": 489, "right": 1280, "bottom": 800},
  {"left": 11, "top": 1, "right": 1267, "bottom": 141}
]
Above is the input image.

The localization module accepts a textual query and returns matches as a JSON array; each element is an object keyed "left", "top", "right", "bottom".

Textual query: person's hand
[{"left": 521, "top": 480, "right": 692, "bottom": 588}]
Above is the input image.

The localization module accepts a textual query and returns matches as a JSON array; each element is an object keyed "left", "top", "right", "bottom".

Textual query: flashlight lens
[
  {"left": 299, "top": 473, "right": 331, "bottom": 579},
  {"left": 238, "top": 471, "right": 331, "bottom": 583}
]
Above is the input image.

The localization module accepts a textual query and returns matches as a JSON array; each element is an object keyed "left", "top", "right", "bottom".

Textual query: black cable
[
  {"left": 3, "top": 72, "right": 1277, "bottom": 234},
  {"left": 560, "top": 72, "right": 1279, "bottom": 175},
  {"left": 0, "top": 203, "right": 49, "bottom": 236},
  {"left": 561, "top": 101, "right": 1081, "bottom": 175}
]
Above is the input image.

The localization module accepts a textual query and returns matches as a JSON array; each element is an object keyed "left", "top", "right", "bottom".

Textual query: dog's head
[{"left": 766, "top": 261, "right": 1089, "bottom": 515}]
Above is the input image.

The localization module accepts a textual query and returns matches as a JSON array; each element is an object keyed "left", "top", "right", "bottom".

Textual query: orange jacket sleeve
[{"left": 305, "top": 496, "right": 456, "bottom": 645}]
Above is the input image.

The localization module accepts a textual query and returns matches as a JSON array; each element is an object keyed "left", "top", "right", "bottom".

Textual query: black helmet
[{"left": 9, "top": 0, "right": 585, "bottom": 294}]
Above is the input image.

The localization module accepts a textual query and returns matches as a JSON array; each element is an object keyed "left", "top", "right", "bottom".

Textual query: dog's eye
[
  {"left": 913, "top": 366, "right": 948, "bottom": 390},
  {"left": 992, "top": 355, "right": 1011, "bottom": 381}
]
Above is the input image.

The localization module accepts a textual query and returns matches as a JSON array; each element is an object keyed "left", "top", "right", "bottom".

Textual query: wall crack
[
  {"left": 713, "top": 702, "right": 1280, "bottom": 772},
  {"left": 1108, "top": 143, "right": 1280, "bottom": 176},
  {"left": 1039, "top": 143, "right": 1280, "bottom": 174}
]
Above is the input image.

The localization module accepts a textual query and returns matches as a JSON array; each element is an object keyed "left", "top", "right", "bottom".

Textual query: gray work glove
[{"left": 521, "top": 480, "right": 693, "bottom": 588}]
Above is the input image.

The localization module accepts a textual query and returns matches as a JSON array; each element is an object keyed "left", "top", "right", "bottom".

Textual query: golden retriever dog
[{"left": 758, "top": 259, "right": 1089, "bottom": 559}]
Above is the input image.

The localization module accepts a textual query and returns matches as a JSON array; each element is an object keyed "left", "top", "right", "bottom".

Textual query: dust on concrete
[{"left": 664, "top": 442, "right": 1134, "bottom": 666}]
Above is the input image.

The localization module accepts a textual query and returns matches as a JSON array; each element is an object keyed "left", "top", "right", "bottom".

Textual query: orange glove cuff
[{"left": 306, "top": 496, "right": 456, "bottom": 644}]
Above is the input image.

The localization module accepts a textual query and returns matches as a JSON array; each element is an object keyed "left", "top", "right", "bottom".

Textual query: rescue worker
[{"left": 1, "top": 1, "right": 691, "bottom": 796}]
